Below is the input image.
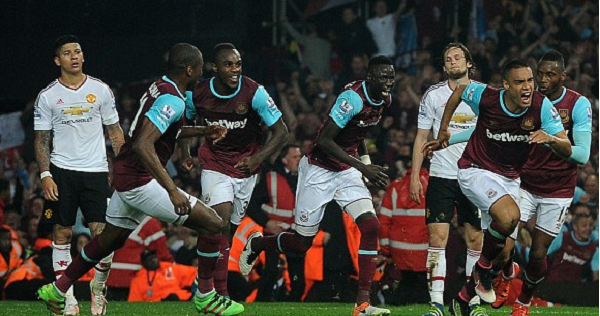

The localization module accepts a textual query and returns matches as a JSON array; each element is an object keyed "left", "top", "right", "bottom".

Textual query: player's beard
[{"left": 446, "top": 69, "right": 468, "bottom": 80}]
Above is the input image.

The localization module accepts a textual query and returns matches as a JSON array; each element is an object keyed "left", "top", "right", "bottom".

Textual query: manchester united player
[
  {"left": 490, "top": 50, "right": 592, "bottom": 316},
  {"left": 186, "top": 43, "right": 288, "bottom": 297},
  {"left": 425, "top": 60, "right": 572, "bottom": 316},
  {"left": 240, "top": 56, "right": 395, "bottom": 316},
  {"left": 37, "top": 43, "right": 244, "bottom": 316}
]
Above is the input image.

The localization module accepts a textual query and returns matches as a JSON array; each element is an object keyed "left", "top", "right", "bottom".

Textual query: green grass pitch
[{"left": 2, "top": 301, "right": 598, "bottom": 316}]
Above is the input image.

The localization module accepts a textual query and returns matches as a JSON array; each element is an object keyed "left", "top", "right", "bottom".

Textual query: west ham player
[
  {"left": 490, "top": 50, "right": 592, "bottom": 316},
  {"left": 425, "top": 60, "right": 572, "bottom": 316},
  {"left": 37, "top": 43, "right": 245, "bottom": 316},
  {"left": 34, "top": 35, "right": 125, "bottom": 316},
  {"left": 240, "top": 56, "right": 395, "bottom": 316},
  {"left": 186, "top": 43, "right": 288, "bottom": 297},
  {"left": 411, "top": 43, "right": 484, "bottom": 316}
]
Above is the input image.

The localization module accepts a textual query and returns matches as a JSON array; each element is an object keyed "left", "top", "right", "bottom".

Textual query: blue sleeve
[
  {"left": 461, "top": 82, "right": 487, "bottom": 115},
  {"left": 572, "top": 97, "right": 592, "bottom": 133},
  {"left": 329, "top": 90, "right": 364, "bottom": 128},
  {"left": 568, "top": 131, "right": 592, "bottom": 164},
  {"left": 592, "top": 248, "right": 599, "bottom": 272},
  {"left": 145, "top": 94, "right": 185, "bottom": 134},
  {"left": 540, "top": 98, "right": 565, "bottom": 135},
  {"left": 547, "top": 232, "right": 564, "bottom": 256},
  {"left": 185, "top": 91, "right": 196, "bottom": 120},
  {"left": 448, "top": 126, "right": 475, "bottom": 145},
  {"left": 251, "top": 85, "right": 282, "bottom": 127}
]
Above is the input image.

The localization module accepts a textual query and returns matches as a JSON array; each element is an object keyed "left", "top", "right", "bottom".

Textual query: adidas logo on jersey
[
  {"left": 57, "top": 99, "right": 64, "bottom": 105},
  {"left": 486, "top": 129, "right": 530, "bottom": 142},
  {"left": 205, "top": 118, "right": 247, "bottom": 130}
]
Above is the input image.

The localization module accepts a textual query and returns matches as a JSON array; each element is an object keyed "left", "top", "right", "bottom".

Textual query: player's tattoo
[
  {"left": 106, "top": 122, "right": 125, "bottom": 156},
  {"left": 35, "top": 130, "right": 52, "bottom": 172}
]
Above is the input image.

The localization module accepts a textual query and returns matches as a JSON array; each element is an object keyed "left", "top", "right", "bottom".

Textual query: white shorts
[
  {"left": 295, "top": 156, "right": 372, "bottom": 236},
  {"left": 458, "top": 168, "right": 520, "bottom": 239},
  {"left": 519, "top": 188, "right": 572, "bottom": 237},
  {"left": 201, "top": 169, "right": 258, "bottom": 225},
  {"left": 106, "top": 179, "right": 196, "bottom": 230}
]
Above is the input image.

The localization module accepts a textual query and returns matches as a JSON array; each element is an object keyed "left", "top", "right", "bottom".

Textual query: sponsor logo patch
[
  {"left": 63, "top": 106, "right": 90, "bottom": 116},
  {"left": 339, "top": 100, "right": 353, "bottom": 115},
  {"left": 160, "top": 104, "right": 176, "bottom": 121}
]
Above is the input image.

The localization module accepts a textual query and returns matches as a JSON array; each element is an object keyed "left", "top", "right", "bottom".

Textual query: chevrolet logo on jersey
[{"left": 63, "top": 106, "right": 90, "bottom": 116}]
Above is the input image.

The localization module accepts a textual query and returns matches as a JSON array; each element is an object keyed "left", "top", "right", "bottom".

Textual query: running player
[
  {"left": 37, "top": 43, "right": 244, "bottom": 316},
  {"left": 425, "top": 60, "right": 572, "bottom": 316},
  {"left": 186, "top": 43, "right": 288, "bottom": 297},
  {"left": 490, "top": 50, "right": 592, "bottom": 316},
  {"left": 240, "top": 56, "right": 395, "bottom": 316},
  {"left": 411, "top": 42, "right": 484, "bottom": 316}
]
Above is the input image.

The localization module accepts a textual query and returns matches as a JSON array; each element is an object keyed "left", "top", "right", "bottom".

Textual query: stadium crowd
[{"left": 0, "top": 0, "right": 598, "bottom": 314}]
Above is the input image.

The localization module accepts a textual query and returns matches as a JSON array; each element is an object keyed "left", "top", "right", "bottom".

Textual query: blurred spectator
[
  {"left": 128, "top": 250, "right": 197, "bottom": 302},
  {"left": 281, "top": 16, "right": 332, "bottom": 78},
  {"left": 337, "top": 7, "right": 377, "bottom": 64},
  {"left": 0, "top": 178, "right": 10, "bottom": 225},
  {"left": 0, "top": 225, "right": 23, "bottom": 295},
  {"left": 366, "top": 0, "right": 399, "bottom": 58},
  {"left": 4, "top": 247, "right": 54, "bottom": 300}
]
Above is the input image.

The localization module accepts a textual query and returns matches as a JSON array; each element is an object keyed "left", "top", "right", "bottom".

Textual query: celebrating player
[
  {"left": 37, "top": 43, "right": 244, "bottom": 316},
  {"left": 240, "top": 56, "right": 395, "bottom": 316},
  {"left": 490, "top": 50, "right": 592, "bottom": 316},
  {"left": 424, "top": 59, "right": 572, "bottom": 316},
  {"left": 185, "top": 43, "right": 288, "bottom": 297}
]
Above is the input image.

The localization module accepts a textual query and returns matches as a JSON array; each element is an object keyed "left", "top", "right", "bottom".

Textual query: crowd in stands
[{"left": 0, "top": 0, "right": 597, "bottom": 306}]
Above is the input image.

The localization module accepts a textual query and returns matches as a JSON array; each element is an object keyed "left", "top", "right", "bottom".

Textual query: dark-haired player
[
  {"left": 37, "top": 43, "right": 244, "bottom": 316},
  {"left": 425, "top": 60, "right": 572, "bottom": 316},
  {"left": 240, "top": 56, "right": 395, "bottom": 316},
  {"left": 490, "top": 50, "right": 591, "bottom": 316},
  {"left": 411, "top": 42, "right": 484, "bottom": 316},
  {"left": 34, "top": 34, "right": 125, "bottom": 315},
  {"left": 186, "top": 43, "right": 288, "bottom": 297}
]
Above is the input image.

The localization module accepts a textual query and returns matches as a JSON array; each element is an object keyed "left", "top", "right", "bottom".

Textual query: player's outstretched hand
[
  {"left": 421, "top": 139, "right": 445, "bottom": 159},
  {"left": 169, "top": 189, "right": 191, "bottom": 215},
  {"left": 529, "top": 130, "right": 555, "bottom": 144},
  {"left": 179, "top": 155, "right": 194, "bottom": 174},
  {"left": 205, "top": 125, "right": 227, "bottom": 144},
  {"left": 360, "top": 164, "right": 389, "bottom": 189},
  {"left": 42, "top": 177, "right": 59, "bottom": 201},
  {"left": 234, "top": 156, "right": 261, "bottom": 173}
]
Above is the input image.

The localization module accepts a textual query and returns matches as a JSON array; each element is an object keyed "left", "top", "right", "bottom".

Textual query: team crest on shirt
[
  {"left": 86, "top": 94, "right": 97, "bottom": 104},
  {"left": 520, "top": 117, "right": 534, "bottom": 131},
  {"left": 486, "top": 189, "right": 498, "bottom": 199},
  {"left": 559, "top": 109, "right": 570, "bottom": 123},
  {"left": 235, "top": 102, "right": 248, "bottom": 115},
  {"left": 45, "top": 209, "right": 53, "bottom": 219}
]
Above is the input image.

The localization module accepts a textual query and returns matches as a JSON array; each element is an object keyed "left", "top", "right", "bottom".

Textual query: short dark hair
[
  {"left": 368, "top": 55, "right": 393, "bottom": 69},
  {"left": 538, "top": 49, "right": 565, "bottom": 71},
  {"left": 279, "top": 143, "right": 301, "bottom": 160},
  {"left": 213, "top": 43, "right": 237, "bottom": 63},
  {"left": 166, "top": 43, "right": 202, "bottom": 73},
  {"left": 54, "top": 35, "right": 79, "bottom": 57},
  {"left": 502, "top": 60, "right": 530, "bottom": 81},
  {"left": 443, "top": 42, "right": 476, "bottom": 76}
]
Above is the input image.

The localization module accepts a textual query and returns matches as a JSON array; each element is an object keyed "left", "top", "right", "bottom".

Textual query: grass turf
[{"left": 3, "top": 301, "right": 598, "bottom": 316}]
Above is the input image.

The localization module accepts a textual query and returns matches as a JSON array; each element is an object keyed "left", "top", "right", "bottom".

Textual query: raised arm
[{"left": 437, "top": 84, "right": 468, "bottom": 144}]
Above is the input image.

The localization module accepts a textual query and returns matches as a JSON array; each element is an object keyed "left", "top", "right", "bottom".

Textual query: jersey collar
[
  {"left": 161, "top": 76, "right": 185, "bottom": 99},
  {"left": 551, "top": 87, "right": 567, "bottom": 105},
  {"left": 362, "top": 82, "right": 384, "bottom": 106},
  {"left": 210, "top": 76, "right": 242, "bottom": 99},
  {"left": 499, "top": 90, "right": 528, "bottom": 117}
]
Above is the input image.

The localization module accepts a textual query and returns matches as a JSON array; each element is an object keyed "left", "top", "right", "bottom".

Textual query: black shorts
[
  {"left": 42, "top": 164, "right": 108, "bottom": 227},
  {"left": 425, "top": 176, "right": 481, "bottom": 229}
]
